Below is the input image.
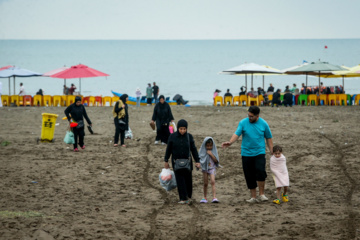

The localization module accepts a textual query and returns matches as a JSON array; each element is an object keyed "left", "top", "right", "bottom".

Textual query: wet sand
[{"left": 0, "top": 105, "right": 359, "bottom": 239}]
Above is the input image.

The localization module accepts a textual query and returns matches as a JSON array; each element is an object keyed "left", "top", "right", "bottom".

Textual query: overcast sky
[{"left": 0, "top": 0, "right": 359, "bottom": 40}]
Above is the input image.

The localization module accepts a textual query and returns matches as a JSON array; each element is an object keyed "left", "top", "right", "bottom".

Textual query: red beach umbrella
[{"left": 50, "top": 64, "right": 109, "bottom": 94}]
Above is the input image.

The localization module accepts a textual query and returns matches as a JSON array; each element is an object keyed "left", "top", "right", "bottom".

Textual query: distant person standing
[
  {"left": 63, "top": 85, "right": 69, "bottom": 95},
  {"left": 153, "top": 82, "right": 159, "bottom": 103},
  {"left": 135, "top": 87, "right": 141, "bottom": 107},
  {"left": 146, "top": 83, "right": 153, "bottom": 106},
  {"left": 69, "top": 84, "right": 76, "bottom": 95},
  {"left": 19, "top": 83, "right": 25, "bottom": 96},
  {"left": 222, "top": 106, "right": 273, "bottom": 203}
]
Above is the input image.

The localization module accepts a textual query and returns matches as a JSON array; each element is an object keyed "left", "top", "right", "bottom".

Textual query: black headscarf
[
  {"left": 75, "top": 96, "right": 82, "bottom": 103},
  {"left": 120, "top": 94, "right": 128, "bottom": 104}
]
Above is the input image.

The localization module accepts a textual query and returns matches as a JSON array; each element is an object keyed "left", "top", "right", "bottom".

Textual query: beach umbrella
[
  {"left": 318, "top": 65, "right": 359, "bottom": 89},
  {"left": 0, "top": 66, "right": 42, "bottom": 95},
  {"left": 285, "top": 61, "right": 346, "bottom": 94},
  {"left": 43, "top": 66, "right": 70, "bottom": 86},
  {"left": 50, "top": 64, "right": 109, "bottom": 94},
  {"left": 221, "top": 62, "right": 283, "bottom": 89}
]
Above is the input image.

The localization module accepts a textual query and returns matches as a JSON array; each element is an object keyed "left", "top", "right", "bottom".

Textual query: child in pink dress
[
  {"left": 270, "top": 145, "right": 290, "bottom": 204},
  {"left": 199, "top": 137, "right": 220, "bottom": 203}
]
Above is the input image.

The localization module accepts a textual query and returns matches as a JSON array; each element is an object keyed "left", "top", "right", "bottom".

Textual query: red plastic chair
[
  {"left": 23, "top": 95, "right": 33, "bottom": 106},
  {"left": 82, "top": 96, "right": 90, "bottom": 106},
  {"left": 94, "top": 96, "right": 102, "bottom": 106}
]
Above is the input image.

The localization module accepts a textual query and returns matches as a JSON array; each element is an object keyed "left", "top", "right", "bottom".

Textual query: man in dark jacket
[{"left": 282, "top": 90, "right": 293, "bottom": 107}]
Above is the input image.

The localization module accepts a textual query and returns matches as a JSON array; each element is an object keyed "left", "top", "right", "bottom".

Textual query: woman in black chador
[{"left": 151, "top": 95, "right": 174, "bottom": 145}]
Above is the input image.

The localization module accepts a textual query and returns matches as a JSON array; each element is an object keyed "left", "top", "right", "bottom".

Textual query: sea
[{"left": 1, "top": 39, "right": 359, "bottom": 105}]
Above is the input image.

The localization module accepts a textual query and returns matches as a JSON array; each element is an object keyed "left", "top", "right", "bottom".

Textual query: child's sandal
[{"left": 273, "top": 199, "right": 281, "bottom": 205}]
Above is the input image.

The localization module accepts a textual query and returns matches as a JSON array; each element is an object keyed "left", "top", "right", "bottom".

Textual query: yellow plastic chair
[
  {"left": 224, "top": 96, "right": 233, "bottom": 106},
  {"left": 66, "top": 95, "right": 76, "bottom": 106},
  {"left": 214, "top": 96, "right": 223, "bottom": 106},
  {"left": 1, "top": 95, "right": 10, "bottom": 106},
  {"left": 111, "top": 96, "right": 120, "bottom": 106},
  {"left": 336, "top": 94, "right": 347, "bottom": 106},
  {"left": 10, "top": 95, "right": 20, "bottom": 106},
  {"left": 328, "top": 94, "right": 337, "bottom": 106},
  {"left": 52, "top": 95, "right": 62, "bottom": 107},
  {"left": 267, "top": 94, "right": 273, "bottom": 106},
  {"left": 18, "top": 96, "right": 24, "bottom": 106},
  {"left": 319, "top": 94, "right": 328, "bottom": 105},
  {"left": 233, "top": 96, "right": 240, "bottom": 106},
  {"left": 307, "top": 94, "right": 318, "bottom": 106},
  {"left": 43, "top": 95, "right": 52, "bottom": 107},
  {"left": 33, "top": 95, "right": 43, "bottom": 106},
  {"left": 354, "top": 95, "right": 360, "bottom": 105},
  {"left": 239, "top": 95, "right": 248, "bottom": 106},
  {"left": 102, "top": 96, "right": 112, "bottom": 106},
  {"left": 60, "top": 95, "right": 67, "bottom": 106},
  {"left": 88, "top": 96, "right": 96, "bottom": 106},
  {"left": 258, "top": 95, "right": 264, "bottom": 105},
  {"left": 247, "top": 96, "right": 259, "bottom": 106}
]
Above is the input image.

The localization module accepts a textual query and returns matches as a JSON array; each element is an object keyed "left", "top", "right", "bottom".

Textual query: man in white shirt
[{"left": 19, "top": 83, "right": 25, "bottom": 96}]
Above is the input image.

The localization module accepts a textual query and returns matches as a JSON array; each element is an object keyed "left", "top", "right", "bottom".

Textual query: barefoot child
[
  {"left": 270, "top": 145, "right": 290, "bottom": 204},
  {"left": 199, "top": 137, "right": 219, "bottom": 203}
]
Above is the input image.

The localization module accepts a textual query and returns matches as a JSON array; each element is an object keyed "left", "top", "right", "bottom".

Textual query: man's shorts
[{"left": 241, "top": 154, "right": 267, "bottom": 189}]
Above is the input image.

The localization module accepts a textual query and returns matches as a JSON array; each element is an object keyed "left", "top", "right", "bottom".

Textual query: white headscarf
[{"left": 199, "top": 137, "right": 219, "bottom": 171}]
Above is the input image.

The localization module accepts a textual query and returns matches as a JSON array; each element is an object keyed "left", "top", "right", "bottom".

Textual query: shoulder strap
[{"left": 187, "top": 134, "right": 191, "bottom": 159}]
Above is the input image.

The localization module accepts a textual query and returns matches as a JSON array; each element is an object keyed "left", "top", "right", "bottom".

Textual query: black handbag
[
  {"left": 118, "top": 119, "right": 126, "bottom": 125},
  {"left": 76, "top": 120, "right": 84, "bottom": 128},
  {"left": 173, "top": 135, "right": 191, "bottom": 172}
]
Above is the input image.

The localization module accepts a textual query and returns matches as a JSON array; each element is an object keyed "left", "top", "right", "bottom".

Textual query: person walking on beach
[
  {"left": 222, "top": 106, "right": 273, "bottom": 203},
  {"left": 63, "top": 85, "right": 69, "bottom": 95},
  {"left": 113, "top": 94, "right": 129, "bottom": 147},
  {"left": 19, "top": 83, "right": 25, "bottom": 96},
  {"left": 270, "top": 145, "right": 290, "bottom": 205},
  {"left": 151, "top": 95, "right": 174, "bottom": 145},
  {"left": 152, "top": 82, "right": 159, "bottom": 103},
  {"left": 164, "top": 119, "right": 201, "bottom": 204},
  {"left": 146, "top": 83, "right": 152, "bottom": 106},
  {"left": 199, "top": 137, "right": 220, "bottom": 203},
  {"left": 69, "top": 84, "right": 76, "bottom": 95},
  {"left": 135, "top": 87, "right": 141, "bottom": 107},
  {"left": 64, "top": 96, "right": 92, "bottom": 152}
]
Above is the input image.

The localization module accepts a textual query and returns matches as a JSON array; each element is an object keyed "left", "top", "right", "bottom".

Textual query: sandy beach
[{"left": 0, "top": 105, "right": 359, "bottom": 240}]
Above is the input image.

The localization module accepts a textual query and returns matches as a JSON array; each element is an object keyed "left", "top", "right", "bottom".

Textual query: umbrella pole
[
  {"left": 318, "top": 71, "right": 321, "bottom": 95},
  {"left": 13, "top": 76, "right": 15, "bottom": 95},
  {"left": 79, "top": 78, "right": 81, "bottom": 95},
  {"left": 251, "top": 73, "right": 253, "bottom": 89},
  {"left": 342, "top": 76, "right": 344, "bottom": 90},
  {"left": 306, "top": 73, "right": 308, "bottom": 87},
  {"left": 262, "top": 75, "right": 264, "bottom": 90},
  {"left": 245, "top": 74, "right": 247, "bottom": 90},
  {"left": 8, "top": 77, "right": 11, "bottom": 95}
]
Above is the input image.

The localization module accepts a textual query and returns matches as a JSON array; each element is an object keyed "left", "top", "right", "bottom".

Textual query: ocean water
[{"left": 1, "top": 39, "right": 359, "bottom": 105}]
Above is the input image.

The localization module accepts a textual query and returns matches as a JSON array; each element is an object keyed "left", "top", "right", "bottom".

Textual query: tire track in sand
[{"left": 322, "top": 134, "right": 359, "bottom": 240}]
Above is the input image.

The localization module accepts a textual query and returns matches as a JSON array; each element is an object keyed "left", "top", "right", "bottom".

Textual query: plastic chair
[
  {"left": 328, "top": 94, "right": 337, "bottom": 106},
  {"left": 111, "top": 96, "right": 119, "bottom": 106},
  {"left": 238, "top": 95, "right": 247, "bottom": 106},
  {"left": 258, "top": 95, "right": 264, "bottom": 106},
  {"left": 319, "top": 94, "right": 328, "bottom": 106},
  {"left": 214, "top": 96, "right": 223, "bottom": 106},
  {"left": 247, "top": 96, "right": 259, "bottom": 106},
  {"left": 1, "top": 95, "right": 10, "bottom": 106},
  {"left": 280, "top": 94, "right": 284, "bottom": 101},
  {"left": 294, "top": 95, "right": 299, "bottom": 105},
  {"left": 94, "top": 96, "right": 102, "bottom": 106},
  {"left": 347, "top": 94, "right": 352, "bottom": 106},
  {"left": 102, "top": 96, "right": 112, "bottom": 106},
  {"left": 19, "top": 96, "right": 24, "bottom": 106},
  {"left": 33, "top": 95, "right": 43, "bottom": 106},
  {"left": 43, "top": 95, "right": 52, "bottom": 107},
  {"left": 298, "top": 94, "right": 308, "bottom": 106},
  {"left": 224, "top": 96, "right": 233, "bottom": 106},
  {"left": 88, "top": 96, "right": 96, "bottom": 106},
  {"left": 336, "top": 94, "right": 347, "bottom": 106},
  {"left": 60, "top": 95, "right": 67, "bottom": 106},
  {"left": 66, "top": 95, "right": 76, "bottom": 106},
  {"left": 307, "top": 94, "right": 318, "bottom": 106},
  {"left": 354, "top": 95, "right": 360, "bottom": 105},
  {"left": 52, "top": 95, "right": 62, "bottom": 107},
  {"left": 267, "top": 94, "right": 273, "bottom": 106},
  {"left": 82, "top": 96, "right": 90, "bottom": 106},
  {"left": 10, "top": 95, "right": 20, "bottom": 106},
  {"left": 233, "top": 96, "right": 240, "bottom": 106},
  {"left": 23, "top": 95, "right": 32, "bottom": 106}
]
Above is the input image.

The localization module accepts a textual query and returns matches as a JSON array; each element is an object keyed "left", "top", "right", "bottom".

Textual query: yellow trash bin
[{"left": 40, "top": 113, "right": 59, "bottom": 142}]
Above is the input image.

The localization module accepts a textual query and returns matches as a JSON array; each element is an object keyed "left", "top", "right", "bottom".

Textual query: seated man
[
  {"left": 224, "top": 89, "right": 233, "bottom": 97},
  {"left": 239, "top": 86, "right": 247, "bottom": 96},
  {"left": 173, "top": 94, "right": 188, "bottom": 105},
  {"left": 282, "top": 90, "right": 293, "bottom": 107},
  {"left": 271, "top": 89, "right": 282, "bottom": 107},
  {"left": 247, "top": 88, "right": 258, "bottom": 97}
]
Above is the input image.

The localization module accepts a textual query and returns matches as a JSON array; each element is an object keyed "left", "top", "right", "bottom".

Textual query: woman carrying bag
[
  {"left": 64, "top": 96, "right": 92, "bottom": 152},
  {"left": 113, "top": 94, "right": 129, "bottom": 147},
  {"left": 164, "top": 119, "right": 201, "bottom": 204}
]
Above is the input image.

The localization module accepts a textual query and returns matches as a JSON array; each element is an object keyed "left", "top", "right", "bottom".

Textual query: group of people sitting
[{"left": 214, "top": 81, "right": 345, "bottom": 107}]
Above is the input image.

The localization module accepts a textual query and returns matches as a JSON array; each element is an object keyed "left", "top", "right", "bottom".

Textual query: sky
[{"left": 0, "top": 0, "right": 359, "bottom": 40}]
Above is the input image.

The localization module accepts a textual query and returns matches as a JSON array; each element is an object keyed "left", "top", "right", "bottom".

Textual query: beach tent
[
  {"left": 50, "top": 64, "right": 109, "bottom": 94},
  {"left": 0, "top": 65, "right": 13, "bottom": 94},
  {"left": 0, "top": 66, "right": 42, "bottom": 95},
  {"left": 220, "top": 62, "right": 283, "bottom": 89},
  {"left": 285, "top": 61, "right": 346, "bottom": 93}
]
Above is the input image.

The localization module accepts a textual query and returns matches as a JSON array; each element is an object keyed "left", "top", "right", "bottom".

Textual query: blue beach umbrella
[{"left": 0, "top": 67, "right": 42, "bottom": 95}]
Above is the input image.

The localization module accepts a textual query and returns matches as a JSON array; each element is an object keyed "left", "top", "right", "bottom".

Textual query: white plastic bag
[
  {"left": 159, "top": 168, "right": 177, "bottom": 191},
  {"left": 125, "top": 127, "right": 133, "bottom": 139}
]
